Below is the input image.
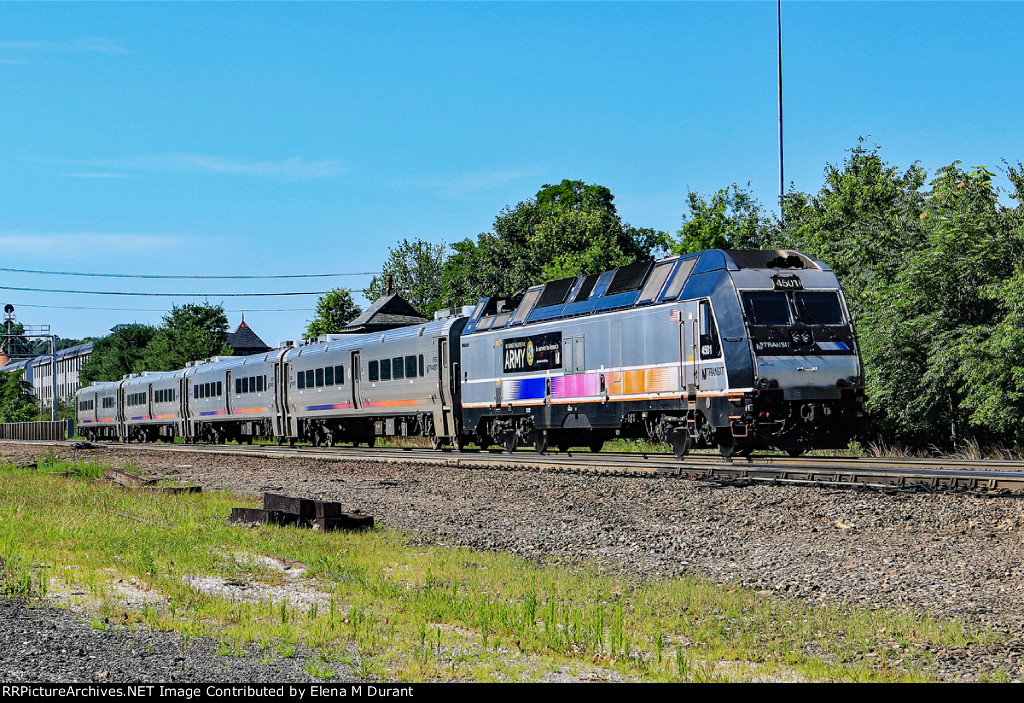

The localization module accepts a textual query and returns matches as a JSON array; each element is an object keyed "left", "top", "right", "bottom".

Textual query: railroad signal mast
[{"left": 2, "top": 304, "right": 58, "bottom": 422}]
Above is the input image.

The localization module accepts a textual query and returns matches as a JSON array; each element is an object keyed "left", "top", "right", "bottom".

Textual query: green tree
[
  {"left": 139, "top": 303, "right": 232, "bottom": 371},
  {"left": 0, "top": 369, "right": 37, "bottom": 423},
  {"left": 79, "top": 324, "right": 158, "bottom": 385},
  {"left": 672, "top": 183, "right": 773, "bottom": 254},
  {"left": 365, "top": 238, "right": 448, "bottom": 317},
  {"left": 779, "top": 139, "right": 928, "bottom": 308},
  {"left": 304, "top": 288, "right": 362, "bottom": 338},
  {"left": 441, "top": 179, "right": 667, "bottom": 306}
]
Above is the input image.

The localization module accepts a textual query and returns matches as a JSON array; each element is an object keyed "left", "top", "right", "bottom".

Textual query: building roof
[
  {"left": 340, "top": 293, "right": 428, "bottom": 334},
  {"left": 226, "top": 318, "right": 271, "bottom": 355}
]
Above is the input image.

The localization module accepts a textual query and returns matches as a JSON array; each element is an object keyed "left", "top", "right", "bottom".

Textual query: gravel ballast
[{"left": 3, "top": 441, "right": 1024, "bottom": 682}]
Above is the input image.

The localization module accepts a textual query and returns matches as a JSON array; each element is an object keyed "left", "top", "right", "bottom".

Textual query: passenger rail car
[{"left": 75, "top": 249, "right": 865, "bottom": 458}]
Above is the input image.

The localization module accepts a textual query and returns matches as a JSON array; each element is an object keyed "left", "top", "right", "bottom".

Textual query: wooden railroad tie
[{"left": 228, "top": 492, "right": 373, "bottom": 532}]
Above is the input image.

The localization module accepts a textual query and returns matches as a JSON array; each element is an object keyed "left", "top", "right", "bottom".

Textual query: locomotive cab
[{"left": 728, "top": 252, "right": 866, "bottom": 455}]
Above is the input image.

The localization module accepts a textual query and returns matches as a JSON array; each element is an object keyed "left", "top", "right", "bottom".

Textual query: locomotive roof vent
[
  {"left": 278, "top": 340, "right": 295, "bottom": 349},
  {"left": 726, "top": 249, "right": 820, "bottom": 271}
]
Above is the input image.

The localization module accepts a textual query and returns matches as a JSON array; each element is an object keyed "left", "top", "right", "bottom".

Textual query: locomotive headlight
[
  {"left": 801, "top": 331, "right": 812, "bottom": 344},
  {"left": 758, "top": 377, "right": 770, "bottom": 389},
  {"left": 848, "top": 376, "right": 860, "bottom": 386}
]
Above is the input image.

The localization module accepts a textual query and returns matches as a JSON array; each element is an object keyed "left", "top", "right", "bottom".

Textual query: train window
[
  {"left": 794, "top": 292, "right": 844, "bottom": 325},
  {"left": 475, "top": 316, "right": 495, "bottom": 331},
  {"left": 369, "top": 361, "right": 379, "bottom": 382},
  {"left": 258, "top": 376, "right": 265, "bottom": 392},
  {"left": 638, "top": 261, "right": 674, "bottom": 303},
  {"left": 335, "top": 365, "right": 344, "bottom": 384},
  {"left": 297, "top": 372, "right": 305, "bottom": 389},
  {"left": 606, "top": 260, "right": 653, "bottom": 296},
  {"left": 418, "top": 355, "right": 424, "bottom": 377},
  {"left": 511, "top": 287, "right": 542, "bottom": 324},
  {"left": 315, "top": 368, "right": 324, "bottom": 387},
  {"left": 325, "top": 366, "right": 334, "bottom": 385},
  {"left": 236, "top": 379, "right": 242, "bottom": 394},
  {"left": 699, "top": 301, "right": 722, "bottom": 360},
  {"left": 217, "top": 381, "right": 223, "bottom": 396},
  {"left": 392, "top": 357, "right": 404, "bottom": 380},
  {"left": 742, "top": 292, "right": 792, "bottom": 325},
  {"left": 305, "top": 370, "right": 314, "bottom": 388},
  {"left": 244, "top": 377, "right": 251, "bottom": 393},
  {"left": 380, "top": 359, "right": 392, "bottom": 381},
  {"left": 404, "top": 355, "right": 415, "bottom": 378},
  {"left": 662, "top": 258, "right": 697, "bottom": 300}
]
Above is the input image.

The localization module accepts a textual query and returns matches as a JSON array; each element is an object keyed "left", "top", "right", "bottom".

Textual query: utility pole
[{"left": 778, "top": 0, "right": 785, "bottom": 213}]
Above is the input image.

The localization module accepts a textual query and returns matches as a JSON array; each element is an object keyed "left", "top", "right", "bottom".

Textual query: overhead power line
[
  {"left": 0, "top": 266, "right": 376, "bottom": 279},
  {"left": 10, "top": 303, "right": 312, "bottom": 313},
  {"left": 0, "top": 285, "right": 350, "bottom": 297}
]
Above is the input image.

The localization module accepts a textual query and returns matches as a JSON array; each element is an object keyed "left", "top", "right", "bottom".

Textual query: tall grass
[{"left": 0, "top": 453, "right": 1001, "bottom": 682}]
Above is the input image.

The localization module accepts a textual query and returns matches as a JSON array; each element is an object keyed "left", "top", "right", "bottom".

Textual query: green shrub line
[{"left": 0, "top": 452, "right": 1005, "bottom": 682}]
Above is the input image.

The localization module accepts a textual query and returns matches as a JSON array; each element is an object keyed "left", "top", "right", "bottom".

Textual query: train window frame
[
  {"left": 335, "top": 365, "right": 344, "bottom": 385},
  {"left": 699, "top": 300, "right": 723, "bottom": 360},
  {"left": 258, "top": 376, "right": 265, "bottom": 392},
  {"left": 405, "top": 355, "right": 416, "bottom": 379},
  {"left": 325, "top": 366, "right": 334, "bottom": 385},
  {"left": 242, "top": 377, "right": 249, "bottom": 393},
  {"left": 315, "top": 368, "right": 324, "bottom": 387},
  {"left": 380, "top": 359, "right": 392, "bottom": 381},
  {"left": 236, "top": 379, "right": 242, "bottom": 394},
  {"left": 742, "top": 291, "right": 793, "bottom": 325},
  {"left": 418, "top": 355, "right": 424, "bottom": 377},
  {"left": 661, "top": 258, "right": 697, "bottom": 301},
  {"left": 638, "top": 260, "right": 675, "bottom": 303},
  {"left": 217, "top": 381, "right": 222, "bottom": 396},
  {"left": 392, "top": 357, "right": 404, "bottom": 380},
  {"left": 369, "top": 361, "right": 379, "bottom": 382},
  {"left": 793, "top": 291, "right": 845, "bottom": 326},
  {"left": 305, "top": 369, "right": 315, "bottom": 388},
  {"left": 297, "top": 371, "right": 305, "bottom": 389}
]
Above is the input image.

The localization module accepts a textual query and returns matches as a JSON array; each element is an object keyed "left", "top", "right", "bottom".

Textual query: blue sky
[{"left": 2, "top": 2, "right": 1023, "bottom": 348}]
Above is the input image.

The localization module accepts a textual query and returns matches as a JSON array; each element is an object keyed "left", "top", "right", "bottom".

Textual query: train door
[
  {"left": 351, "top": 352, "right": 362, "bottom": 409},
  {"left": 679, "top": 301, "right": 700, "bottom": 391},
  {"left": 273, "top": 362, "right": 288, "bottom": 437},
  {"left": 178, "top": 376, "right": 188, "bottom": 439},
  {"left": 573, "top": 336, "right": 585, "bottom": 373},
  {"left": 438, "top": 339, "right": 455, "bottom": 437},
  {"left": 225, "top": 371, "right": 233, "bottom": 415}
]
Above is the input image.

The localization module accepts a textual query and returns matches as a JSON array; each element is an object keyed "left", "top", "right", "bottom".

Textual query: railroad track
[{"left": 13, "top": 439, "right": 1024, "bottom": 497}]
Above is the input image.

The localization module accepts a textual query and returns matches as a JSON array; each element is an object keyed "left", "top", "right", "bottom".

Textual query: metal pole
[
  {"left": 778, "top": 0, "right": 785, "bottom": 210},
  {"left": 50, "top": 336, "right": 57, "bottom": 422}
]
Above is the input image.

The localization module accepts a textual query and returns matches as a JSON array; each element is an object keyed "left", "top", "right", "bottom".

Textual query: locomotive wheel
[
  {"left": 786, "top": 448, "right": 805, "bottom": 457},
  {"left": 669, "top": 431, "right": 691, "bottom": 459},
  {"left": 557, "top": 443, "right": 571, "bottom": 453},
  {"left": 476, "top": 434, "right": 493, "bottom": 449},
  {"left": 589, "top": 439, "right": 604, "bottom": 453},
  {"left": 532, "top": 430, "right": 548, "bottom": 455},
  {"left": 718, "top": 433, "right": 737, "bottom": 459},
  {"left": 500, "top": 433, "right": 518, "bottom": 453},
  {"left": 429, "top": 434, "right": 446, "bottom": 450}
]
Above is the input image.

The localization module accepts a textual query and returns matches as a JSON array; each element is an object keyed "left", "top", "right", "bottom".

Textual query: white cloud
[
  {"left": 0, "top": 231, "right": 181, "bottom": 257},
  {"left": 61, "top": 172, "right": 135, "bottom": 179},
  {"left": 405, "top": 167, "right": 538, "bottom": 200},
  {"left": 96, "top": 154, "right": 344, "bottom": 181},
  {"left": 0, "top": 38, "right": 132, "bottom": 54}
]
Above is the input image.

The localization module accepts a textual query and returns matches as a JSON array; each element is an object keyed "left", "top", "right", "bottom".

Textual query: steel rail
[{"left": 10, "top": 439, "right": 1024, "bottom": 496}]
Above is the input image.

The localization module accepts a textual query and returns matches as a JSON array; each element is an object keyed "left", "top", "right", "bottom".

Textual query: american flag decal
[{"left": 669, "top": 309, "right": 680, "bottom": 322}]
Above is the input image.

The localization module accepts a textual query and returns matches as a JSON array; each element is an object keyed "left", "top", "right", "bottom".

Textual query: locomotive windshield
[
  {"left": 742, "top": 291, "right": 845, "bottom": 326},
  {"left": 743, "top": 292, "right": 791, "bottom": 324},
  {"left": 793, "top": 292, "right": 844, "bottom": 325}
]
